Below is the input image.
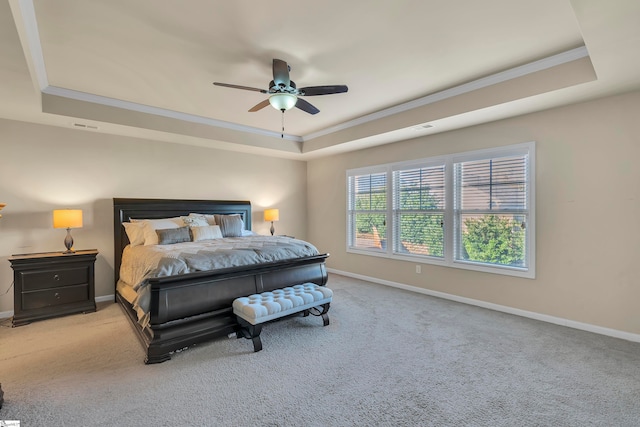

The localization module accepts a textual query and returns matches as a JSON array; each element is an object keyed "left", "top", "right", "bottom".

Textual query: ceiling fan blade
[
  {"left": 213, "top": 82, "right": 267, "bottom": 93},
  {"left": 272, "top": 59, "right": 290, "bottom": 88},
  {"left": 295, "top": 98, "right": 320, "bottom": 115},
  {"left": 248, "top": 99, "right": 271, "bottom": 112},
  {"left": 299, "top": 85, "right": 349, "bottom": 96}
]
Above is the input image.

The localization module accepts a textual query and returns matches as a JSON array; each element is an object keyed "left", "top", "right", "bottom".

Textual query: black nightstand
[{"left": 9, "top": 249, "right": 98, "bottom": 327}]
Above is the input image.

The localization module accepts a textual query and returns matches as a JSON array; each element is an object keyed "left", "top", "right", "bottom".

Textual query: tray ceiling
[{"left": 2, "top": 0, "right": 640, "bottom": 158}]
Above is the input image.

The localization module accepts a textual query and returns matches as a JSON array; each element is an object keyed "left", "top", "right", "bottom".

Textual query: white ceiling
[{"left": 1, "top": 0, "right": 639, "bottom": 159}]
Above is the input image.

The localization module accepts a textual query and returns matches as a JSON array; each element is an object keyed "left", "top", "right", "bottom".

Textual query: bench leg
[
  {"left": 251, "top": 334, "right": 263, "bottom": 352},
  {"left": 237, "top": 319, "right": 264, "bottom": 352},
  {"left": 308, "top": 303, "right": 331, "bottom": 326},
  {"left": 321, "top": 311, "right": 329, "bottom": 326}
]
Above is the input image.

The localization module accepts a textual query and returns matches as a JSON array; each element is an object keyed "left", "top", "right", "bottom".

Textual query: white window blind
[
  {"left": 454, "top": 153, "right": 529, "bottom": 268},
  {"left": 392, "top": 165, "right": 445, "bottom": 258},
  {"left": 347, "top": 172, "right": 388, "bottom": 252}
]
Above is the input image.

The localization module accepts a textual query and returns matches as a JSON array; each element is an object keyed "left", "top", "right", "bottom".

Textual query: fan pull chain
[{"left": 281, "top": 110, "right": 285, "bottom": 138}]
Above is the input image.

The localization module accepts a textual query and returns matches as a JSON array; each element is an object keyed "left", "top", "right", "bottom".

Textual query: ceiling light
[{"left": 269, "top": 93, "right": 297, "bottom": 111}]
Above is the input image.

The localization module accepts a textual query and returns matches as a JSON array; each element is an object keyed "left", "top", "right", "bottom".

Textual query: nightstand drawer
[
  {"left": 19, "top": 267, "right": 89, "bottom": 291},
  {"left": 22, "top": 284, "right": 89, "bottom": 310}
]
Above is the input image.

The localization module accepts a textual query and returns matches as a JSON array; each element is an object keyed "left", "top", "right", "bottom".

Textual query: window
[
  {"left": 454, "top": 154, "right": 529, "bottom": 269},
  {"left": 392, "top": 164, "right": 445, "bottom": 258},
  {"left": 347, "top": 142, "right": 535, "bottom": 278},
  {"left": 347, "top": 170, "right": 388, "bottom": 253}
]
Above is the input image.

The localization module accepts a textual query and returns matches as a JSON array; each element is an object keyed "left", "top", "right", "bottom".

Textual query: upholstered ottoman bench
[{"left": 233, "top": 283, "right": 333, "bottom": 352}]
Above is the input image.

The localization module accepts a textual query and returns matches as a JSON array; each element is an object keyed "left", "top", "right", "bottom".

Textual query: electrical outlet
[{"left": 415, "top": 265, "right": 421, "bottom": 274}]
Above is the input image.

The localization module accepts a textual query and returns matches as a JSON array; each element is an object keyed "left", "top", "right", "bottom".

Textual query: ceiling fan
[{"left": 213, "top": 58, "right": 348, "bottom": 115}]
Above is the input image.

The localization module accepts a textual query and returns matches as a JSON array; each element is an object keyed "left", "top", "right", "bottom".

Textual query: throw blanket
[{"left": 119, "top": 236, "right": 320, "bottom": 327}]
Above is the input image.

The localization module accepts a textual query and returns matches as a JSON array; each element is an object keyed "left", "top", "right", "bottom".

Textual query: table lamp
[
  {"left": 53, "top": 209, "right": 83, "bottom": 253},
  {"left": 264, "top": 208, "right": 279, "bottom": 236}
]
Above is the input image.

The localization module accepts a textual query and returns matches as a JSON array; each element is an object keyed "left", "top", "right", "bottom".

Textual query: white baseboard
[
  {"left": 96, "top": 294, "right": 114, "bottom": 303},
  {"left": 0, "top": 294, "right": 116, "bottom": 319},
  {"left": 328, "top": 268, "right": 640, "bottom": 343}
]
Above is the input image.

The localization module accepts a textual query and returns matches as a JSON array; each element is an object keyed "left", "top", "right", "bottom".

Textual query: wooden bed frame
[{"left": 113, "top": 198, "right": 329, "bottom": 364}]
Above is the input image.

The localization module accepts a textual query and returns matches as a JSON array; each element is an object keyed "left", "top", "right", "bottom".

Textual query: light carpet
[{"left": 1, "top": 274, "right": 639, "bottom": 426}]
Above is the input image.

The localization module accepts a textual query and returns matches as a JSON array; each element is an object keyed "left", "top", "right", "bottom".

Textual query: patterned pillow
[
  {"left": 182, "top": 215, "right": 208, "bottom": 227},
  {"left": 189, "top": 213, "right": 217, "bottom": 225}
]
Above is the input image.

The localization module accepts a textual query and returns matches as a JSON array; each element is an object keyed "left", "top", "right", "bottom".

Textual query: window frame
[
  {"left": 391, "top": 158, "right": 447, "bottom": 261},
  {"left": 346, "top": 165, "right": 390, "bottom": 256},
  {"left": 346, "top": 142, "right": 535, "bottom": 279}
]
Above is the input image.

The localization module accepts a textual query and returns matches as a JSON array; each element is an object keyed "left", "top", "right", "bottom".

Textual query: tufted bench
[{"left": 233, "top": 283, "right": 333, "bottom": 352}]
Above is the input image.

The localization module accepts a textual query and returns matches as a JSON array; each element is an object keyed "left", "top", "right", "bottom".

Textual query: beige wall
[
  {"left": 307, "top": 90, "right": 640, "bottom": 335},
  {"left": 0, "top": 119, "right": 307, "bottom": 313}
]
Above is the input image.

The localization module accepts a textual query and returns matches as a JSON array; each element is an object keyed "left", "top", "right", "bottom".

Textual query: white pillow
[
  {"left": 123, "top": 222, "right": 145, "bottom": 246},
  {"left": 132, "top": 217, "right": 186, "bottom": 246},
  {"left": 191, "top": 225, "right": 223, "bottom": 242}
]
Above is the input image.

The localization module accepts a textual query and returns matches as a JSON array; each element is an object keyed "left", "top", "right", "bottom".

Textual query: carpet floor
[{"left": 1, "top": 274, "right": 639, "bottom": 426}]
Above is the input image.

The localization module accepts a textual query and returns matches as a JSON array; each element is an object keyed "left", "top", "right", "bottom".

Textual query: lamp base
[
  {"left": 270, "top": 222, "right": 275, "bottom": 236},
  {"left": 63, "top": 228, "right": 75, "bottom": 253}
]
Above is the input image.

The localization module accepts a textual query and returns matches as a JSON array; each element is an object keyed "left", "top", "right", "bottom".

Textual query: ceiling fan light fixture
[{"left": 269, "top": 93, "right": 297, "bottom": 111}]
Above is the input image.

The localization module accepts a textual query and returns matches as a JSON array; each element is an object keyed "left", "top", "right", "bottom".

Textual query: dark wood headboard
[{"left": 113, "top": 198, "right": 252, "bottom": 285}]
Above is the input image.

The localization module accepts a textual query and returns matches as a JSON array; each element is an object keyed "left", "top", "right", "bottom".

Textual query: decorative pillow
[
  {"left": 189, "top": 213, "right": 217, "bottom": 226},
  {"left": 189, "top": 213, "right": 216, "bottom": 227},
  {"left": 156, "top": 226, "right": 191, "bottom": 245},
  {"left": 182, "top": 215, "right": 208, "bottom": 227},
  {"left": 217, "top": 214, "right": 243, "bottom": 237},
  {"left": 213, "top": 214, "right": 230, "bottom": 226},
  {"left": 190, "top": 225, "right": 223, "bottom": 242},
  {"left": 137, "top": 217, "right": 186, "bottom": 245},
  {"left": 123, "top": 222, "right": 145, "bottom": 246}
]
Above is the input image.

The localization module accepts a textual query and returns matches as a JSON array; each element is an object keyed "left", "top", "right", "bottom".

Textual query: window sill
[{"left": 347, "top": 247, "right": 534, "bottom": 279}]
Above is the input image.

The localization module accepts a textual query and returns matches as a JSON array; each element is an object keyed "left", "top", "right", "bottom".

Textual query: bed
[{"left": 113, "top": 198, "right": 329, "bottom": 364}]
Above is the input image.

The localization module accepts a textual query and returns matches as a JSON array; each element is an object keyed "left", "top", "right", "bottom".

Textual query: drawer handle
[
  {"left": 54, "top": 292, "right": 60, "bottom": 299},
  {"left": 53, "top": 274, "right": 60, "bottom": 281}
]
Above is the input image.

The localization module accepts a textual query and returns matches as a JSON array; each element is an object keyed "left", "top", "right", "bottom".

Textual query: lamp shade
[
  {"left": 53, "top": 209, "right": 83, "bottom": 229},
  {"left": 264, "top": 209, "right": 279, "bottom": 222},
  {"left": 269, "top": 93, "right": 297, "bottom": 111}
]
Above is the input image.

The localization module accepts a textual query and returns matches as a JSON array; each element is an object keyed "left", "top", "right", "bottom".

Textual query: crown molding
[
  {"left": 42, "top": 86, "right": 303, "bottom": 142},
  {"left": 303, "top": 46, "right": 589, "bottom": 141}
]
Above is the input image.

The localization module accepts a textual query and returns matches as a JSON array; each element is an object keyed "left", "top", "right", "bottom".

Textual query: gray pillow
[
  {"left": 156, "top": 226, "right": 191, "bottom": 245},
  {"left": 217, "top": 215, "right": 243, "bottom": 237}
]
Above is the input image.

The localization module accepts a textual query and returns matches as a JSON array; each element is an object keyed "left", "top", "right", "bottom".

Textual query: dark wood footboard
[{"left": 120, "top": 255, "right": 328, "bottom": 364}]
